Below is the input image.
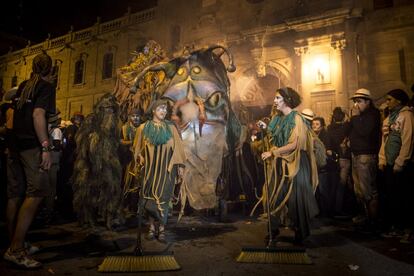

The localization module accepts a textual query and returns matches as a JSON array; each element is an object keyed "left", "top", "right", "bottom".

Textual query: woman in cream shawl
[{"left": 261, "top": 87, "right": 318, "bottom": 244}]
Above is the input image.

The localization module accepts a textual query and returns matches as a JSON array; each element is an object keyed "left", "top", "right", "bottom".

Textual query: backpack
[{"left": 313, "top": 135, "right": 327, "bottom": 169}]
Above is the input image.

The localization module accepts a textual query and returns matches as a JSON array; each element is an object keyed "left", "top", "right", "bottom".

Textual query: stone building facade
[{"left": 0, "top": 0, "right": 413, "bottom": 121}]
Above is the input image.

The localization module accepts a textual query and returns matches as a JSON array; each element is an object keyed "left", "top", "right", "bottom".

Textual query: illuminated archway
[{"left": 234, "top": 63, "right": 292, "bottom": 121}]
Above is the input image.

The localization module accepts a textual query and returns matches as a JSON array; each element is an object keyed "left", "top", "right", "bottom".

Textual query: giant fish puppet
[{"left": 130, "top": 45, "right": 251, "bottom": 214}]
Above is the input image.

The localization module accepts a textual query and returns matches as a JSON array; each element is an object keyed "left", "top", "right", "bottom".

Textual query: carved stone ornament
[
  {"left": 294, "top": 46, "right": 308, "bottom": 56},
  {"left": 331, "top": 39, "right": 346, "bottom": 51}
]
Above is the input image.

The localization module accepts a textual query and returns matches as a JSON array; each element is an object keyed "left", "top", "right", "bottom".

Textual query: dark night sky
[{"left": 0, "top": 0, "right": 157, "bottom": 54}]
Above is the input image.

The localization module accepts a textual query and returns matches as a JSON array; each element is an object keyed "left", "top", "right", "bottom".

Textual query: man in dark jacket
[{"left": 347, "top": 88, "right": 381, "bottom": 230}]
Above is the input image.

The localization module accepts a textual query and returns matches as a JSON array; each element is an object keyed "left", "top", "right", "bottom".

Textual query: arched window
[
  {"left": 102, "top": 52, "right": 113, "bottom": 79},
  {"left": 74, "top": 59, "right": 85, "bottom": 85}
]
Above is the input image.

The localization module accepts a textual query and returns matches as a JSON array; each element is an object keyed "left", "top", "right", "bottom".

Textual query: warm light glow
[{"left": 312, "top": 53, "right": 330, "bottom": 84}]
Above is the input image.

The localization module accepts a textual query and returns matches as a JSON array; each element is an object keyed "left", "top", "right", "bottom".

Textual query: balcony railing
[{"left": 1, "top": 7, "right": 156, "bottom": 61}]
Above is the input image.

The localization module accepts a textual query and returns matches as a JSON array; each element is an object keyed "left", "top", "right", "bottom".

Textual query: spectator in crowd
[
  {"left": 0, "top": 87, "right": 18, "bottom": 221},
  {"left": 408, "top": 84, "right": 414, "bottom": 108},
  {"left": 347, "top": 88, "right": 381, "bottom": 232},
  {"left": 4, "top": 52, "right": 56, "bottom": 268},
  {"left": 121, "top": 109, "right": 141, "bottom": 216},
  {"left": 301, "top": 109, "right": 327, "bottom": 171},
  {"left": 326, "top": 107, "right": 355, "bottom": 217},
  {"left": 312, "top": 117, "right": 329, "bottom": 146},
  {"left": 57, "top": 112, "right": 84, "bottom": 219},
  {"left": 43, "top": 109, "right": 63, "bottom": 223},
  {"left": 379, "top": 89, "right": 414, "bottom": 243},
  {"left": 312, "top": 116, "right": 334, "bottom": 217}
]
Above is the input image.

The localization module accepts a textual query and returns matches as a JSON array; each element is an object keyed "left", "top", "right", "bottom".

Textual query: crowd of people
[
  {"left": 1, "top": 51, "right": 413, "bottom": 269},
  {"left": 248, "top": 86, "right": 414, "bottom": 246},
  {"left": 0, "top": 51, "right": 184, "bottom": 267}
]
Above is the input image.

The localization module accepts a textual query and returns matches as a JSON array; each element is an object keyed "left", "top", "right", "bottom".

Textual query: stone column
[{"left": 331, "top": 37, "right": 347, "bottom": 108}]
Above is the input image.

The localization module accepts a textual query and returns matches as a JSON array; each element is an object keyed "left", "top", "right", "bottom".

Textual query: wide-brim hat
[
  {"left": 301, "top": 108, "right": 315, "bottom": 121},
  {"left": 0, "top": 87, "right": 18, "bottom": 108},
  {"left": 48, "top": 109, "right": 61, "bottom": 123},
  {"left": 350, "top": 88, "right": 371, "bottom": 100}
]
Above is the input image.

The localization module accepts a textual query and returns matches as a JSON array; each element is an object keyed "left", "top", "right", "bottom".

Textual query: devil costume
[
  {"left": 133, "top": 118, "right": 186, "bottom": 225},
  {"left": 266, "top": 110, "right": 319, "bottom": 241}
]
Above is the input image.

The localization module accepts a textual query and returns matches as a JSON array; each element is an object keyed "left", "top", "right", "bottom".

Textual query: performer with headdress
[
  {"left": 133, "top": 99, "right": 186, "bottom": 242},
  {"left": 261, "top": 87, "right": 319, "bottom": 244}
]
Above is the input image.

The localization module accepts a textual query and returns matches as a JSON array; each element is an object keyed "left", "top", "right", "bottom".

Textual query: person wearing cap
[
  {"left": 347, "top": 88, "right": 381, "bottom": 231},
  {"left": 301, "top": 108, "right": 315, "bottom": 126},
  {"left": 378, "top": 89, "right": 414, "bottom": 242},
  {"left": 133, "top": 99, "right": 186, "bottom": 243},
  {"left": 305, "top": 112, "right": 335, "bottom": 217},
  {"left": 300, "top": 109, "right": 327, "bottom": 170},
  {"left": 261, "top": 88, "right": 318, "bottom": 244},
  {"left": 4, "top": 52, "right": 56, "bottom": 268}
]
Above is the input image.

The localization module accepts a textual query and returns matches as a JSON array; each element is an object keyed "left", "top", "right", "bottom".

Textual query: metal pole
[{"left": 261, "top": 129, "right": 273, "bottom": 248}]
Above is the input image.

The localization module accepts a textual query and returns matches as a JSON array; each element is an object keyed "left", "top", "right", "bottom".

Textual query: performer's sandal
[
  {"left": 146, "top": 228, "right": 156, "bottom": 240},
  {"left": 158, "top": 226, "right": 166, "bottom": 243}
]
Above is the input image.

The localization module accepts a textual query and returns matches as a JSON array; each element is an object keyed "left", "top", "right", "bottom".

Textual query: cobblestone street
[{"left": 1, "top": 214, "right": 414, "bottom": 275}]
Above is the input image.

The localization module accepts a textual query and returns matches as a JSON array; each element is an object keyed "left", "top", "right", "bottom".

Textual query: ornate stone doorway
[{"left": 235, "top": 63, "right": 292, "bottom": 122}]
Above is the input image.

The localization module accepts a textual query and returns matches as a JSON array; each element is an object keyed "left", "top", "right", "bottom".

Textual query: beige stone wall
[
  {"left": 357, "top": 4, "right": 414, "bottom": 104},
  {"left": 1, "top": 0, "right": 413, "bottom": 122}
]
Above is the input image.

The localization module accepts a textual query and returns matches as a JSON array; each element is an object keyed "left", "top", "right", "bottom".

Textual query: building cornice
[
  {"left": 285, "top": 7, "right": 361, "bottom": 32},
  {"left": 0, "top": 7, "right": 156, "bottom": 64},
  {"left": 237, "top": 8, "right": 361, "bottom": 40}
]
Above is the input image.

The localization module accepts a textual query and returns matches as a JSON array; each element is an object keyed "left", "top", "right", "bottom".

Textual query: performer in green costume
[
  {"left": 133, "top": 99, "right": 186, "bottom": 242},
  {"left": 261, "top": 87, "right": 319, "bottom": 244}
]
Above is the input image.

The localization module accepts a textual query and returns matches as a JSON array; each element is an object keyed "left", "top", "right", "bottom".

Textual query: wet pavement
[{"left": 1, "top": 214, "right": 414, "bottom": 275}]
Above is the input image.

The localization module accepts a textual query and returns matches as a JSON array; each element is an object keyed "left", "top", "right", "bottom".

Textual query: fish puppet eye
[
  {"left": 192, "top": 66, "right": 201, "bottom": 74},
  {"left": 177, "top": 67, "right": 186, "bottom": 76},
  {"left": 207, "top": 92, "right": 222, "bottom": 108}
]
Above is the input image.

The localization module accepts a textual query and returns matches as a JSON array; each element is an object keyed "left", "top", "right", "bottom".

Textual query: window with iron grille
[
  {"left": 74, "top": 59, "right": 84, "bottom": 84},
  {"left": 11, "top": 75, "right": 18, "bottom": 87},
  {"left": 102, "top": 52, "right": 113, "bottom": 80}
]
